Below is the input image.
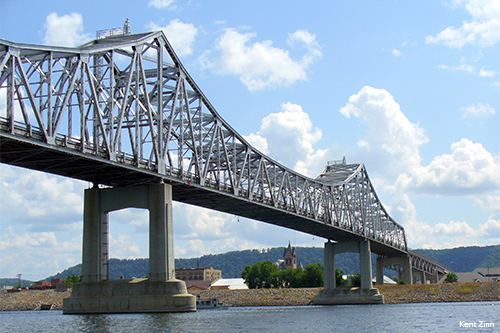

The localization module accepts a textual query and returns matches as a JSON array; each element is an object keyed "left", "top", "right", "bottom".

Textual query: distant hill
[
  {"left": 0, "top": 278, "right": 32, "bottom": 288},
  {"left": 413, "top": 245, "right": 500, "bottom": 273},
  {"left": 44, "top": 244, "right": 499, "bottom": 281}
]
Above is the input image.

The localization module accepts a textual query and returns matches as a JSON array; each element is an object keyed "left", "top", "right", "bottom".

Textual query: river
[{"left": 0, "top": 302, "right": 498, "bottom": 332}]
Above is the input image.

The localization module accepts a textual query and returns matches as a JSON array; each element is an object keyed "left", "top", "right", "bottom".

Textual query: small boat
[{"left": 196, "top": 297, "right": 228, "bottom": 309}]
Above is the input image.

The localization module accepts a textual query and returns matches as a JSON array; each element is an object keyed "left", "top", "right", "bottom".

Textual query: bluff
[{"left": 44, "top": 244, "right": 499, "bottom": 281}]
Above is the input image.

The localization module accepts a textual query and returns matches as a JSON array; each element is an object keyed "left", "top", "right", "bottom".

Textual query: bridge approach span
[{"left": 0, "top": 32, "right": 433, "bottom": 263}]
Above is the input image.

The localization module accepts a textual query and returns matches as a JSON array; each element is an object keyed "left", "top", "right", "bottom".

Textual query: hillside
[
  {"left": 42, "top": 244, "right": 499, "bottom": 282},
  {"left": 413, "top": 245, "right": 500, "bottom": 272}
]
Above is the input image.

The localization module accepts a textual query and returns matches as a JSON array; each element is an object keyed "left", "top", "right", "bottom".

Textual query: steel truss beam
[{"left": 0, "top": 32, "right": 411, "bottom": 256}]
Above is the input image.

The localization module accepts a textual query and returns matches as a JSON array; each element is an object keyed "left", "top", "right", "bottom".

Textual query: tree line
[{"left": 241, "top": 261, "right": 354, "bottom": 289}]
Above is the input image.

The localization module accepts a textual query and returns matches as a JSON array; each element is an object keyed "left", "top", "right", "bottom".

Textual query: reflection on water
[{"left": 0, "top": 302, "right": 498, "bottom": 333}]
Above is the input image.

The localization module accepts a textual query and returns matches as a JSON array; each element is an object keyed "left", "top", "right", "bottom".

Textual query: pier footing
[
  {"left": 63, "top": 278, "right": 196, "bottom": 314},
  {"left": 313, "top": 287, "right": 384, "bottom": 305}
]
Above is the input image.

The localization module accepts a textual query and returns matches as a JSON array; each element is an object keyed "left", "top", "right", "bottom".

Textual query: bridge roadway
[{"left": 0, "top": 31, "right": 447, "bottom": 281}]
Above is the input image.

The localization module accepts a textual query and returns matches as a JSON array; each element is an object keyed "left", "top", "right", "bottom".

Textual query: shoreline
[{"left": 1, "top": 282, "right": 498, "bottom": 311}]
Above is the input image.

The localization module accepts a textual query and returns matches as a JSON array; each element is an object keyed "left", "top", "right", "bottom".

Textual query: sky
[{"left": 0, "top": 0, "right": 499, "bottom": 280}]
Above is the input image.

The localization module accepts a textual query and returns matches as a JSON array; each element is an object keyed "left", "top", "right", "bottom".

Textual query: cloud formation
[
  {"left": 43, "top": 12, "right": 91, "bottom": 47},
  {"left": 392, "top": 49, "right": 404, "bottom": 57},
  {"left": 201, "top": 28, "right": 322, "bottom": 91},
  {"left": 460, "top": 102, "right": 496, "bottom": 117},
  {"left": 426, "top": 0, "right": 500, "bottom": 48},
  {"left": 148, "top": 0, "right": 174, "bottom": 9},
  {"left": 0, "top": 166, "right": 85, "bottom": 229},
  {"left": 339, "top": 86, "right": 428, "bottom": 179},
  {"left": 396, "top": 138, "right": 500, "bottom": 196},
  {"left": 389, "top": 194, "right": 500, "bottom": 248},
  {"left": 438, "top": 57, "right": 496, "bottom": 77},
  {"left": 148, "top": 19, "right": 198, "bottom": 56},
  {"left": 244, "top": 102, "right": 329, "bottom": 177}
]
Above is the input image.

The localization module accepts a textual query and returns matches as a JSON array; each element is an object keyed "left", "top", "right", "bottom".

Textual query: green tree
[
  {"left": 260, "top": 261, "right": 279, "bottom": 288},
  {"left": 335, "top": 268, "right": 346, "bottom": 287},
  {"left": 398, "top": 278, "right": 407, "bottom": 285},
  {"left": 444, "top": 272, "right": 458, "bottom": 283},
  {"left": 63, "top": 275, "right": 81, "bottom": 287},
  {"left": 302, "top": 263, "right": 324, "bottom": 287},
  {"left": 349, "top": 272, "right": 361, "bottom": 287},
  {"left": 290, "top": 267, "right": 305, "bottom": 288},
  {"left": 242, "top": 261, "right": 279, "bottom": 289}
]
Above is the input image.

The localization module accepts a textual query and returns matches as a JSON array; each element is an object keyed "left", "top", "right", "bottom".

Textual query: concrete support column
[
  {"left": 81, "top": 186, "right": 109, "bottom": 283},
  {"left": 323, "top": 241, "right": 336, "bottom": 289},
  {"left": 376, "top": 257, "right": 384, "bottom": 286},
  {"left": 359, "top": 240, "right": 373, "bottom": 290},
  {"left": 149, "top": 184, "right": 174, "bottom": 281},
  {"left": 402, "top": 255, "right": 413, "bottom": 285},
  {"left": 323, "top": 239, "right": 373, "bottom": 290},
  {"left": 313, "top": 239, "right": 383, "bottom": 305},
  {"left": 80, "top": 183, "right": 175, "bottom": 283}
]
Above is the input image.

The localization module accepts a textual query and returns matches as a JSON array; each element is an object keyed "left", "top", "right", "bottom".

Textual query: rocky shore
[
  {"left": 1, "top": 282, "right": 498, "bottom": 311},
  {"left": 0, "top": 289, "right": 71, "bottom": 311},
  {"left": 196, "top": 282, "right": 500, "bottom": 307}
]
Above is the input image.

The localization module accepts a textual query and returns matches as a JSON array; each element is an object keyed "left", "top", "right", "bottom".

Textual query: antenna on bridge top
[
  {"left": 96, "top": 18, "right": 132, "bottom": 39},
  {"left": 327, "top": 156, "right": 347, "bottom": 166}
]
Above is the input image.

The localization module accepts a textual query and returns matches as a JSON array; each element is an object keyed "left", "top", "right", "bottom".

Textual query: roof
[
  {"left": 210, "top": 278, "right": 248, "bottom": 290},
  {"left": 438, "top": 267, "right": 500, "bottom": 283},
  {"left": 184, "top": 280, "right": 212, "bottom": 290}
]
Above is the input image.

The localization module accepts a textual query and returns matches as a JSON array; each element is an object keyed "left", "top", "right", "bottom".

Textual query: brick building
[{"left": 175, "top": 261, "right": 222, "bottom": 282}]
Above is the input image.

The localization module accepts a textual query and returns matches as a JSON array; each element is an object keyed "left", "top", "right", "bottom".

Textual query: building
[
  {"left": 175, "top": 261, "right": 222, "bottom": 282},
  {"left": 276, "top": 242, "right": 300, "bottom": 271},
  {"left": 439, "top": 267, "right": 500, "bottom": 283},
  {"left": 210, "top": 278, "right": 248, "bottom": 290}
]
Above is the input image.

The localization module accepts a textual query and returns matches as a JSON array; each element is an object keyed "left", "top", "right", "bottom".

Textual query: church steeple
[{"left": 283, "top": 241, "right": 297, "bottom": 270}]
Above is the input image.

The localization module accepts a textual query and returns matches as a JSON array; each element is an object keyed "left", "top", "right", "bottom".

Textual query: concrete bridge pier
[
  {"left": 63, "top": 183, "right": 196, "bottom": 314},
  {"left": 313, "top": 240, "right": 384, "bottom": 305},
  {"left": 376, "top": 256, "right": 413, "bottom": 285}
]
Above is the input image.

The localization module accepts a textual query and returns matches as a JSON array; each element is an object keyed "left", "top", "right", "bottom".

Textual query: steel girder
[
  {"left": 409, "top": 251, "right": 449, "bottom": 276},
  {"left": 0, "top": 31, "right": 407, "bottom": 253}
]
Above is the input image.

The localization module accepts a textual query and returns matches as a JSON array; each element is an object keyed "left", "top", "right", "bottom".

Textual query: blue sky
[{"left": 0, "top": 0, "right": 499, "bottom": 280}]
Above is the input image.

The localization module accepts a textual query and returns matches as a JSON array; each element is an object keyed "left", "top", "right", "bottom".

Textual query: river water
[{"left": 0, "top": 302, "right": 498, "bottom": 332}]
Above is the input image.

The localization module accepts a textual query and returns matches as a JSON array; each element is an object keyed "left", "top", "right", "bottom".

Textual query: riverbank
[
  {"left": 1, "top": 282, "right": 498, "bottom": 310},
  {"left": 0, "top": 289, "right": 71, "bottom": 311},
  {"left": 196, "top": 282, "right": 500, "bottom": 307}
]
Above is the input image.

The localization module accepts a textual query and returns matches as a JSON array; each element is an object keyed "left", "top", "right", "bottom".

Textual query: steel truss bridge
[{"left": 0, "top": 31, "right": 448, "bottom": 281}]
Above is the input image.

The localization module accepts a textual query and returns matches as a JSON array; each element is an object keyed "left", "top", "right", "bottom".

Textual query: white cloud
[
  {"left": 180, "top": 205, "right": 231, "bottom": 239},
  {"left": 148, "top": 0, "right": 174, "bottom": 9},
  {"left": 243, "top": 133, "right": 269, "bottom": 154},
  {"left": 389, "top": 194, "right": 500, "bottom": 248},
  {"left": 0, "top": 165, "right": 85, "bottom": 228},
  {"left": 438, "top": 57, "right": 496, "bottom": 77},
  {"left": 478, "top": 68, "right": 496, "bottom": 77},
  {"left": 426, "top": 0, "right": 500, "bottom": 48},
  {"left": 109, "top": 234, "right": 141, "bottom": 259},
  {"left": 148, "top": 19, "right": 198, "bottom": 56},
  {"left": 434, "top": 220, "right": 479, "bottom": 236},
  {"left": 0, "top": 227, "right": 81, "bottom": 279},
  {"left": 43, "top": 12, "right": 91, "bottom": 47},
  {"left": 392, "top": 49, "right": 404, "bottom": 57},
  {"left": 474, "top": 194, "right": 500, "bottom": 211},
  {"left": 460, "top": 102, "right": 496, "bottom": 117},
  {"left": 201, "top": 28, "right": 322, "bottom": 91},
  {"left": 245, "top": 102, "right": 329, "bottom": 176},
  {"left": 396, "top": 138, "right": 500, "bottom": 196},
  {"left": 339, "top": 86, "right": 428, "bottom": 179}
]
